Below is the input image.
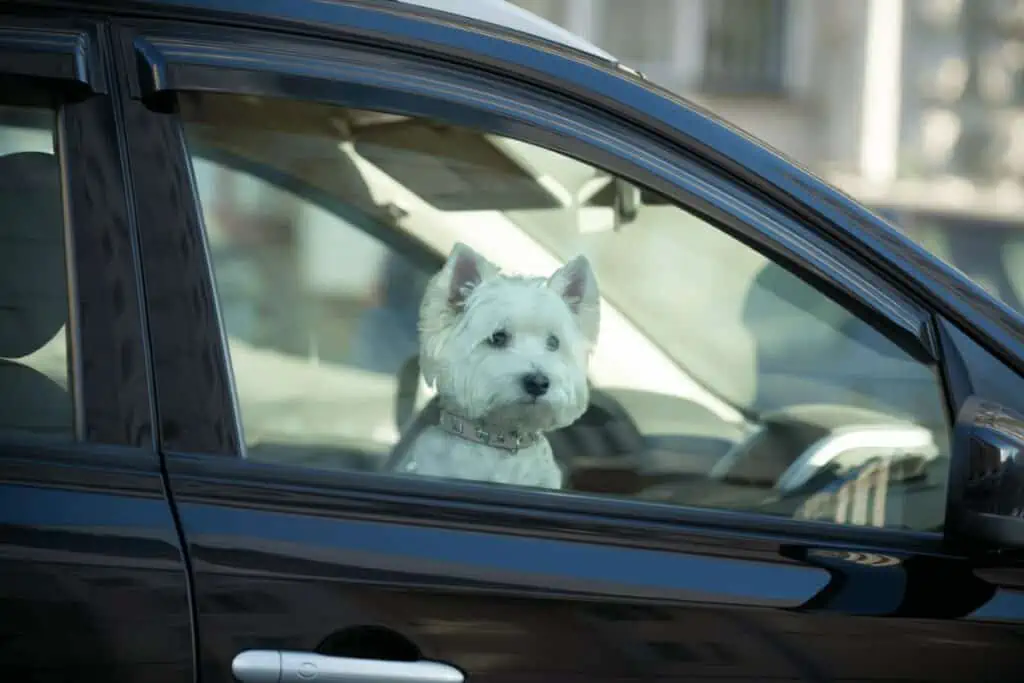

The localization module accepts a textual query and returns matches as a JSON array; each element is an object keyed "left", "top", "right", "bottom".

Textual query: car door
[
  {"left": 113, "top": 4, "right": 1024, "bottom": 683},
  {"left": 0, "top": 11, "right": 194, "bottom": 683}
]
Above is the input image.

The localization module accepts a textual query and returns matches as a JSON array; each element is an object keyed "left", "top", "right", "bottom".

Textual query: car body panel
[
  {"left": 165, "top": 453, "right": 1024, "bottom": 682},
  {"left": 0, "top": 449, "right": 194, "bottom": 681}
]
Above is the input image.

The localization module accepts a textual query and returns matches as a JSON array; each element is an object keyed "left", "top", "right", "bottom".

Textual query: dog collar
[{"left": 438, "top": 410, "right": 539, "bottom": 453}]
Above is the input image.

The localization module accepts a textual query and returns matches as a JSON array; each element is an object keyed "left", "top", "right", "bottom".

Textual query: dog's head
[{"left": 419, "top": 243, "right": 599, "bottom": 433}]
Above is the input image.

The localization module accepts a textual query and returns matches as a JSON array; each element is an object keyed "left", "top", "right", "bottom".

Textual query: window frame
[
  {"left": 0, "top": 13, "right": 154, "bottom": 450},
  {"left": 115, "top": 16, "right": 957, "bottom": 550}
]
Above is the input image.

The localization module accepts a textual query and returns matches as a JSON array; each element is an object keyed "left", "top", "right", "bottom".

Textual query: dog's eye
[
  {"left": 546, "top": 335, "right": 560, "bottom": 351},
  {"left": 487, "top": 329, "right": 509, "bottom": 348}
]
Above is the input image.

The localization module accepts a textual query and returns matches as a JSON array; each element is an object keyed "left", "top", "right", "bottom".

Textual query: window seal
[{"left": 0, "top": 20, "right": 106, "bottom": 102}]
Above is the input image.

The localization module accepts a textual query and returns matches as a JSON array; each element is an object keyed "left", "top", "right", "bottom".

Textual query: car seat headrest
[{"left": 0, "top": 151, "right": 68, "bottom": 359}]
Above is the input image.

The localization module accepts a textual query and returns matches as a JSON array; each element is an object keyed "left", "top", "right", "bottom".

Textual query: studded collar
[{"left": 437, "top": 410, "right": 540, "bottom": 454}]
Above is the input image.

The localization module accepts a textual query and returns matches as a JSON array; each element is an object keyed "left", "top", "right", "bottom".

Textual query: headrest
[{"left": 0, "top": 152, "right": 68, "bottom": 358}]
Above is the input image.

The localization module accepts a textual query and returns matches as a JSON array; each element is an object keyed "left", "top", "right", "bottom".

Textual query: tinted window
[
  {"left": 0, "top": 105, "right": 72, "bottom": 439},
  {"left": 180, "top": 92, "right": 950, "bottom": 531}
]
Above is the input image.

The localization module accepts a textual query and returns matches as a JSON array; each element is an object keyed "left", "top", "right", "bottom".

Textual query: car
[{"left": 4, "top": 0, "right": 1024, "bottom": 681}]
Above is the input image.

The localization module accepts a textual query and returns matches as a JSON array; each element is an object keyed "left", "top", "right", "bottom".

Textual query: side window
[
  {"left": 179, "top": 93, "right": 950, "bottom": 531},
  {"left": 0, "top": 105, "right": 72, "bottom": 439}
]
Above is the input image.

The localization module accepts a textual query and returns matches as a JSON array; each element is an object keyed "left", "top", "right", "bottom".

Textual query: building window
[{"left": 702, "top": 0, "right": 789, "bottom": 95}]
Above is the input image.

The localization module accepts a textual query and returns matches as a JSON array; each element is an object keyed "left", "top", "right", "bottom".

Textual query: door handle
[{"left": 232, "top": 650, "right": 464, "bottom": 683}]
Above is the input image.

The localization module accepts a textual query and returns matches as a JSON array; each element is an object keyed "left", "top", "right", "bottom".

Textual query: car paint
[{"left": 2, "top": 2, "right": 1024, "bottom": 683}]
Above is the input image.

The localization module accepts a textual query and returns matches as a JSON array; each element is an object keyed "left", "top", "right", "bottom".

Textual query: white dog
[{"left": 396, "top": 243, "right": 600, "bottom": 489}]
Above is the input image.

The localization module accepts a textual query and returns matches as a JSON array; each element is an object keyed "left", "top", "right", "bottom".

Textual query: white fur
[
  {"left": 404, "top": 243, "right": 600, "bottom": 489},
  {"left": 402, "top": 428, "right": 564, "bottom": 488}
]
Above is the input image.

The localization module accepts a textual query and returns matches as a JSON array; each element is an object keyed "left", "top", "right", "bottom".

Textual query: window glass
[
  {"left": 181, "top": 92, "right": 950, "bottom": 531},
  {"left": 0, "top": 105, "right": 72, "bottom": 438}
]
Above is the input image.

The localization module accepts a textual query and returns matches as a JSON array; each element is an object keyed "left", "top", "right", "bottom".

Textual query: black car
[{"left": 5, "top": 0, "right": 1024, "bottom": 681}]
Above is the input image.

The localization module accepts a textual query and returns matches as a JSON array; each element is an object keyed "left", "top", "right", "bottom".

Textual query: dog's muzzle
[{"left": 438, "top": 410, "right": 539, "bottom": 453}]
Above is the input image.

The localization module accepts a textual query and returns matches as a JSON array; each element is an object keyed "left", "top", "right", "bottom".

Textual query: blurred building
[
  {"left": 512, "top": 0, "right": 1024, "bottom": 310},
  {"left": 513, "top": 0, "right": 1024, "bottom": 217},
  {"left": 511, "top": 1, "right": 871, "bottom": 182}
]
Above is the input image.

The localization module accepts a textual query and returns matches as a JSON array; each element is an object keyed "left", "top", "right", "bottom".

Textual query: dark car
[{"left": 5, "top": 0, "right": 1024, "bottom": 681}]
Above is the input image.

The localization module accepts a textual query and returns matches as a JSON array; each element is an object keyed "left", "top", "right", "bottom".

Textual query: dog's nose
[{"left": 521, "top": 372, "right": 550, "bottom": 397}]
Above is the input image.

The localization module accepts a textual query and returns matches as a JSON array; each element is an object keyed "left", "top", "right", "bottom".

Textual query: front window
[{"left": 180, "top": 92, "right": 950, "bottom": 531}]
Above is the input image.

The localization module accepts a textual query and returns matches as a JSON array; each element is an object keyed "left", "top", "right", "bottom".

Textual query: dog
[{"left": 397, "top": 242, "right": 600, "bottom": 489}]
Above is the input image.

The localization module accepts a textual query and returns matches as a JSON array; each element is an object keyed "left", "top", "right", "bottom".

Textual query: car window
[
  {"left": 0, "top": 104, "right": 72, "bottom": 439},
  {"left": 179, "top": 92, "right": 950, "bottom": 531}
]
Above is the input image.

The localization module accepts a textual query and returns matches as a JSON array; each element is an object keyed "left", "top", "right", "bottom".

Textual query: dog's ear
[
  {"left": 548, "top": 254, "right": 600, "bottom": 344},
  {"left": 419, "top": 243, "right": 498, "bottom": 388},
  {"left": 443, "top": 242, "right": 498, "bottom": 310}
]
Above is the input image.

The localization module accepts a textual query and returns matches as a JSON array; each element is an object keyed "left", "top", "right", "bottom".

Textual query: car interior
[
  {"left": 0, "top": 146, "right": 72, "bottom": 439},
  {"left": 174, "top": 92, "right": 956, "bottom": 530}
]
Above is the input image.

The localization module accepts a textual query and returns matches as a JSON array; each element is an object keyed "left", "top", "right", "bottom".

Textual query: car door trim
[
  {"left": 0, "top": 20, "right": 106, "bottom": 97},
  {"left": 165, "top": 450, "right": 948, "bottom": 560}
]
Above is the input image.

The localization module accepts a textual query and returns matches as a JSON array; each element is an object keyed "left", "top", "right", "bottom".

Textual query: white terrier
[{"left": 396, "top": 243, "right": 600, "bottom": 489}]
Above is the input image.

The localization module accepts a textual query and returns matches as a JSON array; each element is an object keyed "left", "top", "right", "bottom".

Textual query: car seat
[{"left": 0, "top": 151, "right": 73, "bottom": 437}]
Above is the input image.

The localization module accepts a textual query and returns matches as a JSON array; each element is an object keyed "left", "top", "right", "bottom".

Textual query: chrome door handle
[{"left": 232, "top": 650, "right": 464, "bottom": 683}]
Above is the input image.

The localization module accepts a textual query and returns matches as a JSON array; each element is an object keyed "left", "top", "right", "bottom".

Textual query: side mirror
[{"left": 948, "top": 396, "right": 1024, "bottom": 549}]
